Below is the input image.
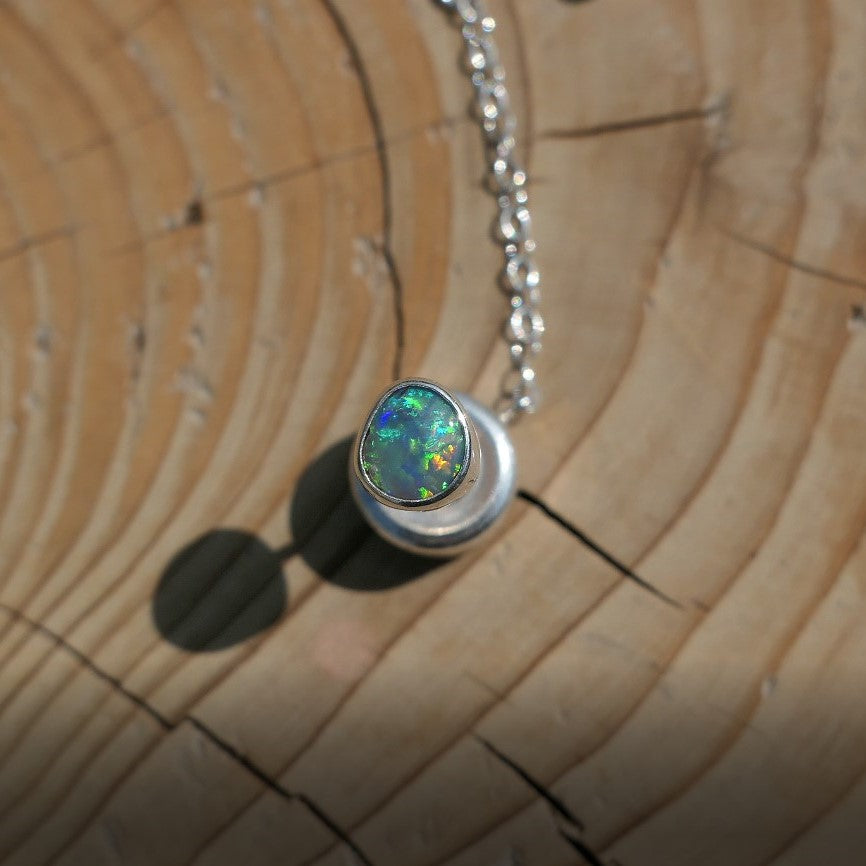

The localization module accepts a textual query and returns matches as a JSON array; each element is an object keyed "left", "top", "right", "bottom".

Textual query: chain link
[{"left": 439, "top": 0, "right": 543, "bottom": 424}]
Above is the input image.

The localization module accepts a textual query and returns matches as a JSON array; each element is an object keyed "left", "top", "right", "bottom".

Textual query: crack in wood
[
  {"left": 559, "top": 828, "right": 610, "bottom": 866},
  {"left": 474, "top": 736, "right": 617, "bottom": 865},
  {"left": 476, "top": 735, "right": 584, "bottom": 832},
  {"left": 539, "top": 100, "right": 727, "bottom": 141},
  {"left": 723, "top": 228, "right": 866, "bottom": 293},
  {"left": 189, "top": 718, "right": 375, "bottom": 866},
  {"left": 0, "top": 602, "right": 376, "bottom": 866},
  {"left": 517, "top": 490, "right": 683, "bottom": 608},
  {"left": 0, "top": 225, "right": 79, "bottom": 263},
  {"left": 322, "top": 0, "right": 405, "bottom": 382},
  {"left": 0, "top": 602, "right": 172, "bottom": 730}
]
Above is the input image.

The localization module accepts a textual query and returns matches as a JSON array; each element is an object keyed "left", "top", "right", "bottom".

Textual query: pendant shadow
[
  {"left": 151, "top": 528, "right": 288, "bottom": 652},
  {"left": 151, "top": 436, "right": 441, "bottom": 652}
]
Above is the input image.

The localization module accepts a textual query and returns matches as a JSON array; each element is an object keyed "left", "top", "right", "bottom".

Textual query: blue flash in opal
[{"left": 360, "top": 384, "right": 468, "bottom": 504}]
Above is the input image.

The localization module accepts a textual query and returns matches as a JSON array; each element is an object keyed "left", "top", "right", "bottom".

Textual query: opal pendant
[{"left": 351, "top": 379, "right": 517, "bottom": 557}]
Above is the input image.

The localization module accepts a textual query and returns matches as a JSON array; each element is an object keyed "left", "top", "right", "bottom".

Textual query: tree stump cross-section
[{"left": 0, "top": 1, "right": 865, "bottom": 865}]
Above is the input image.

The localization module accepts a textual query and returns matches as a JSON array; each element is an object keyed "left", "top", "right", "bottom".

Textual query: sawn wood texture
[{"left": 0, "top": 1, "right": 864, "bottom": 864}]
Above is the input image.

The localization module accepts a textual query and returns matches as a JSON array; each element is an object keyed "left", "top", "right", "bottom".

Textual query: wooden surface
[{"left": 0, "top": 0, "right": 865, "bottom": 864}]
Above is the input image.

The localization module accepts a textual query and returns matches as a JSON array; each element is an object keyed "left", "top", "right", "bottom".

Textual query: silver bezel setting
[
  {"left": 353, "top": 378, "right": 477, "bottom": 512},
  {"left": 351, "top": 390, "right": 516, "bottom": 556}
]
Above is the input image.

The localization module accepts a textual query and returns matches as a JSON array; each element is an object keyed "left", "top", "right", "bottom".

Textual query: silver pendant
[{"left": 350, "top": 379, "right": 517, "bottom": 557}]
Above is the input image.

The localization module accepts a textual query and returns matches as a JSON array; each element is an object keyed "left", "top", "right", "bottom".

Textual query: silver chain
[{"left": 439, "top": 0, "right": 543, "bottom": 424}]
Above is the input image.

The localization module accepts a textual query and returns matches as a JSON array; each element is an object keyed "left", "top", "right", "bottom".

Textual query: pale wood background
[{"left": 0, "top": 0, "right": 865, "bottom": 864}]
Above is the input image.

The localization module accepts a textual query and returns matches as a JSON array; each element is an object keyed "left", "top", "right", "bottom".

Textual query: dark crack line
[
  {"left": 188, "top": 716, "right": 294, "bottom": 798},
  {"left": 189, "top": 719, "right": 374, "bottom": 866},
  {"left": 0, "top": 603, "right": 375, "bottom": 865},
  {"left": 321, "top": 0, "right": 405, "bottom": 381},
  {"left": 724, "top": 228, "right": 866, "bottom": 293},
  {"left": 539, "top": 101, "right": 726, "bottom": 141},
  {"left": 559, "top": 828, "right": 609, "bottom": 866},
  {"left": 0, "top": 225, "right": 79, "bottom": 263},
  {"left": 517, "top": 490, "right": 682, "bottom": 609},
  {"left": 0, "top": 602, "right": 172, "bottom": 730},
  {"left": 107, "top": 115, "right": 468, "bottom": 256},
  {"left": 107, "top": 201, "right": 206, "bottom": 255},
  {"left": 476, "top": 735, "right": 584, "bottom": 832},
  {"left": 380, "top": 244, "right": 406, "bottom": 380},
  {"left": 295, "top": 793, "right": 374, "bottom": 866}
]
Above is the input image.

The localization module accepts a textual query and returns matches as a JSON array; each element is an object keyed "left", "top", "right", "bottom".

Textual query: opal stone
[{"left": 360, "top": 384, "right": 467, "bottom": 504}]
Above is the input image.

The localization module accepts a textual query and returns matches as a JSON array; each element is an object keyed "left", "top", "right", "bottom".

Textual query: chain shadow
[{"left": 152, "top": 437, "right": 441, "bottom": 652}]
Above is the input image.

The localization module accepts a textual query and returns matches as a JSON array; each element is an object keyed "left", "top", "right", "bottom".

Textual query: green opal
[{"left": 360, "top": 384, "right": 467, "bottom": 504}]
